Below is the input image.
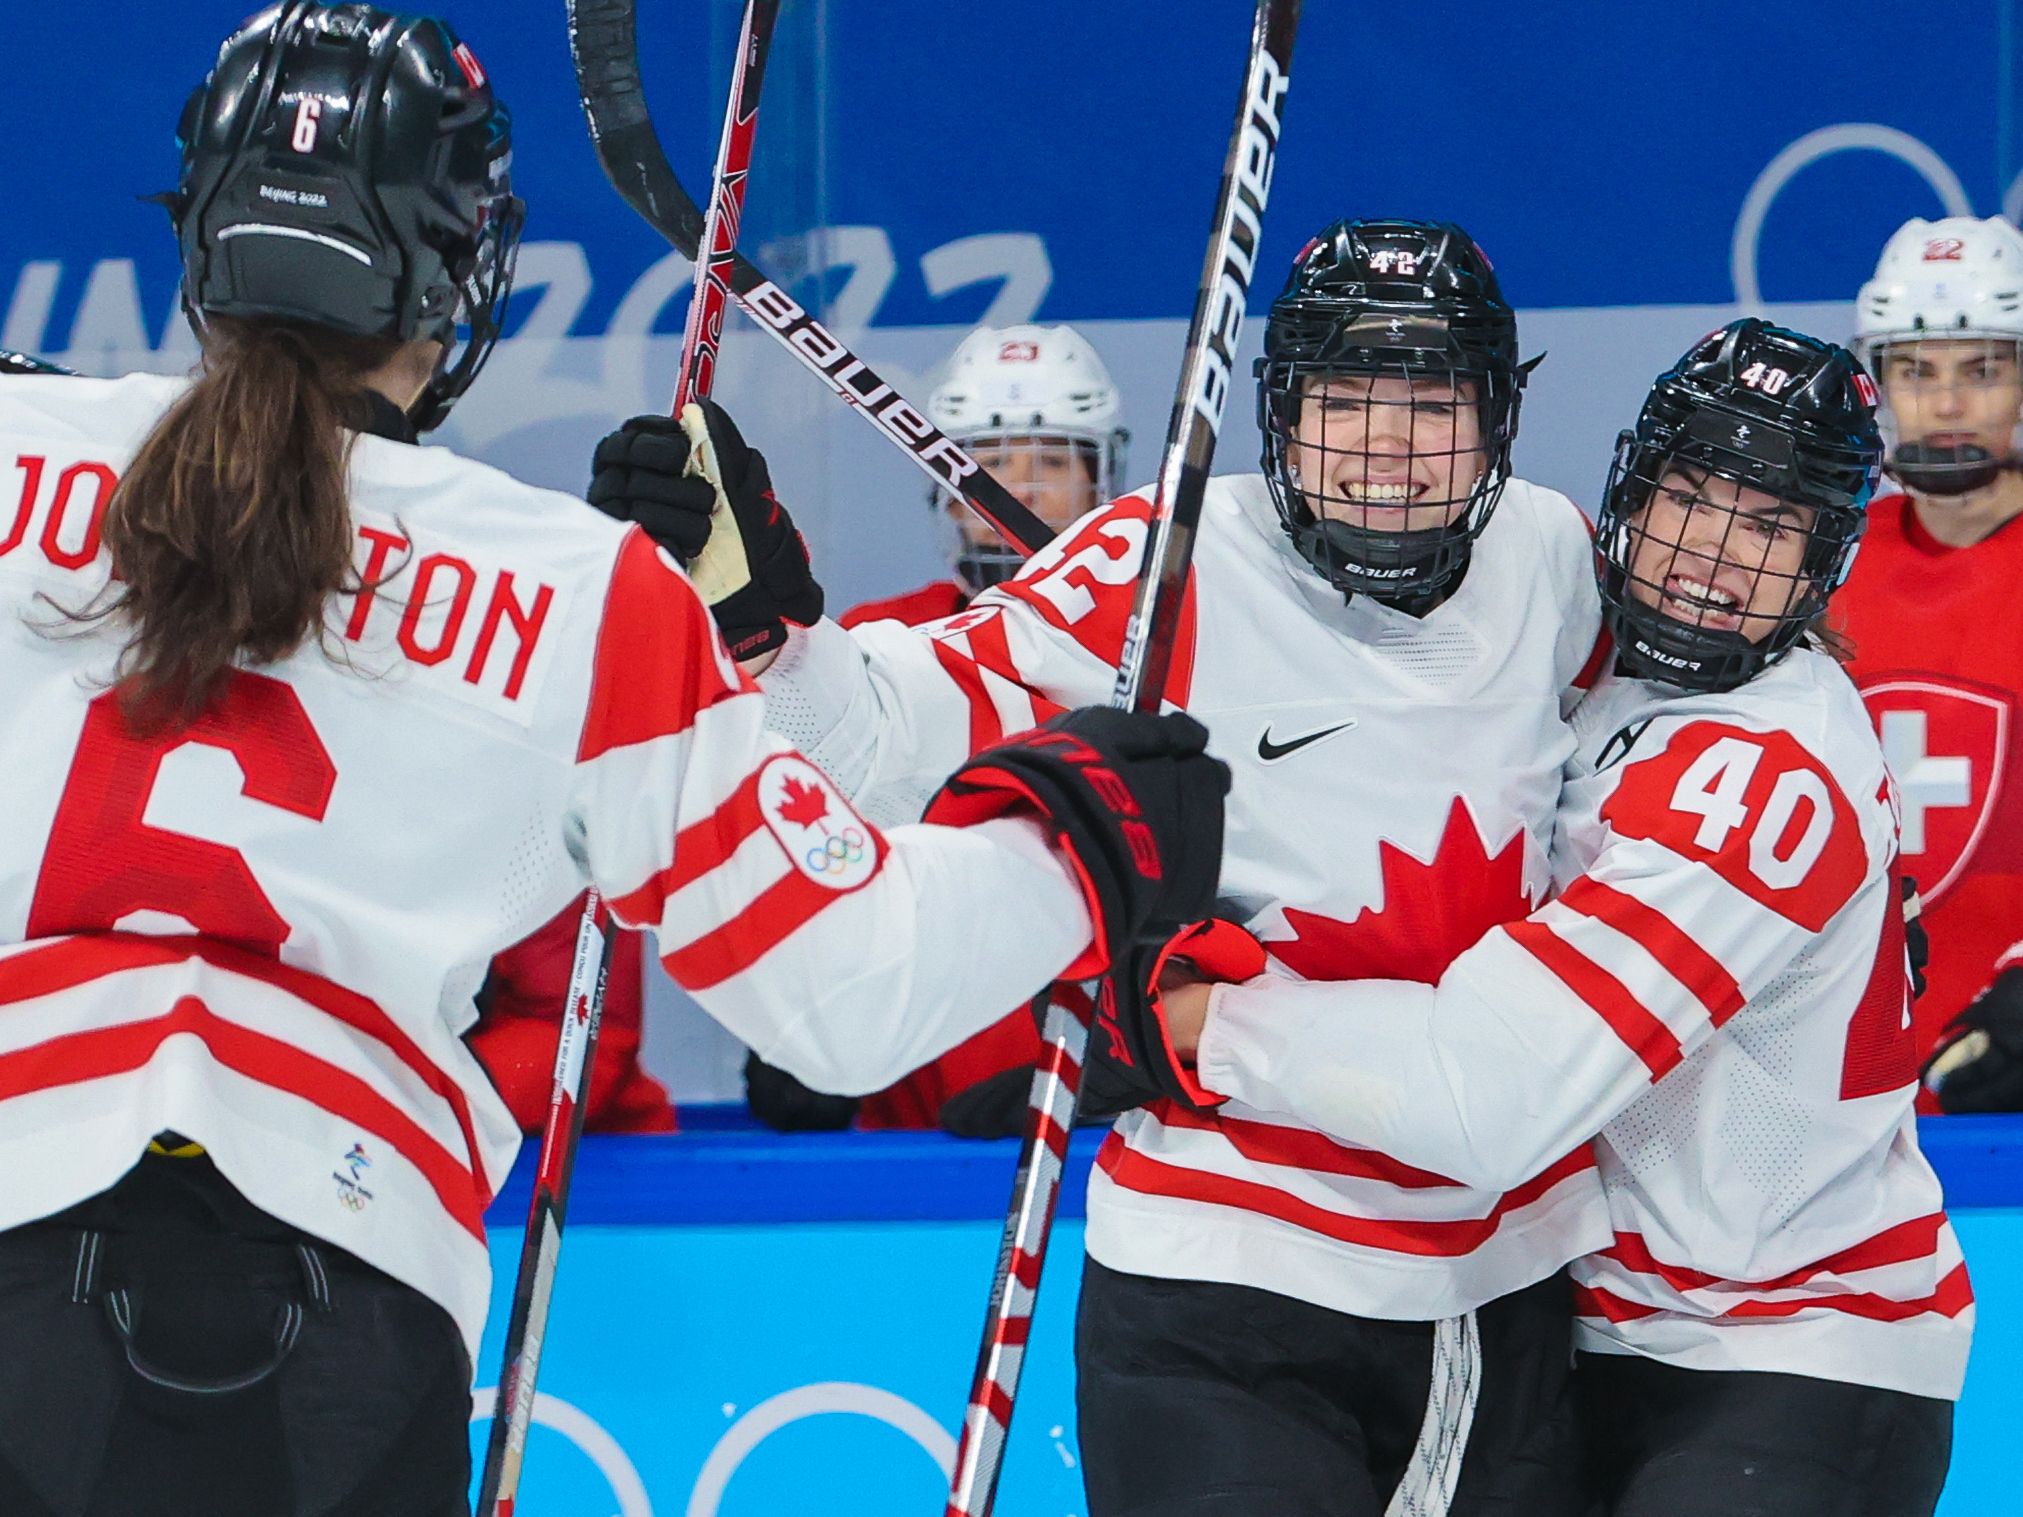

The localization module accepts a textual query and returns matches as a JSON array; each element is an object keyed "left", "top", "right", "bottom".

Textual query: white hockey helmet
[
  {"left": 1854, "top": 216, "right": 2023, "bottom": 495},
  {"left": 925, "top": 323, "right": 1129, "bottom": 590},
  {"left": 1855, "top": 216, "right": 2023, "bottom": 351}
]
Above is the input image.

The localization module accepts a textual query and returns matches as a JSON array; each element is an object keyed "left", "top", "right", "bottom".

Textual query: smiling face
[
  {"left": 1623, "top": 466, "right": 1816, "bottom": 646},
  {"left": 1286, "top": 371, "right": 1489, "bottom": 531},
  {"left": 1876, "top": 338, "right": 2023, "bottom": 465}
]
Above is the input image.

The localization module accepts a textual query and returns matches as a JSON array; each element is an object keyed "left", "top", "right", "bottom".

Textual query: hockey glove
[
  {"left": 924, "top": 708, "right": 1229, "bottom": 981},
  {"left": 744, "top": 1050, "right": 860, "bottom": 1132},
  {"left": 587, "top": 400, "right": 823, "bottom": 659},
  {"left": 1078, "top": 917, "right": 1267, "bottom": 1120},
  {"left": 1923, "top": 966, "right": 2023, "bottom": 1113},
  {"left": 937, "top": 1063, "right": 1124, "bottom": 1138}
]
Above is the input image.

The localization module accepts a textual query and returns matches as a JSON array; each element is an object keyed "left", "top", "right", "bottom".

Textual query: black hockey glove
[
  {"left": 923, "top": 708, "right": 1229, "bottom": 982},
  {"left": 936, "top": 1063, "right": 1122, "bottom": 1138},
  {"left": 587, "top": 400, "right": 823, "bottom": 660},
  {"left": 1078, "top": 917, "right": 1266, "bottom": 1119},
  {"left": 1903, "top": 875, "right": 1930, "bottom": 1001},
  {"left": 743, "top": 1050, "right": 860, "bottom": 1132},
  {"left": 1922, "top": 966, "right": 2023, "bottom": 1113}
]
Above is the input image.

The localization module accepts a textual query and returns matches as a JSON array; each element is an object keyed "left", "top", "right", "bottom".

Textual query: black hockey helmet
[
  {"left": 166, "top": 1, "right": 523, "bottom": 431},
  {"left": 1256, "top": 218, "right": 1531, "bottom": 605},
  {"left": 1598, "top": 318, "right": 1883, "bottom": 692}
]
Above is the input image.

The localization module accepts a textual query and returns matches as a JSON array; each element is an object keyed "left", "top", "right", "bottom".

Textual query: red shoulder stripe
[{"left": 579, "top": 528, "right": 748, "bottom": 763}]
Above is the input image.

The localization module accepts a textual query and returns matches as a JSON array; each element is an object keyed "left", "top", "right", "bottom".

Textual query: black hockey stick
[
  {"left": 477, "top": 7, "right": 779, "bottom": 1512},
  {"left": 563, "top": 0, "right": 1056, "bottom": 558},
  {"left": 944, "top": 4, "right": 1302, "bottom": 1513}
]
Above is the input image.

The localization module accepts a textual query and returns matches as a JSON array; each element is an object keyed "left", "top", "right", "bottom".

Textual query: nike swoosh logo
[{"left": 1256, "top": 719, "right": 1357, "bottom": 763}]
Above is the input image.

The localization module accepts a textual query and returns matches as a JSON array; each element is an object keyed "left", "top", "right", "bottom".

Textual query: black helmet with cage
[
  {"left": 1256, "top": 218, "right": 1531, "bottom": 605},
  {"left": 1597, "top": 319, "right": 1883, "bottom": 693},
  {"left": 165, "top": 0, "right": 523, "bottom": 431}
]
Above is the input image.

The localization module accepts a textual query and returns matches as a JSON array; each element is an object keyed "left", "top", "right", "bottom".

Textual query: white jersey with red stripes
[
  {"left": 1200, "top": 648, "right": 1972, "bottom": 1398},
  {"left": 0, "top": 371, "right": 1100, "bottom": 1362},
  {"left": 762, "top": 471, "right": 1611, "bottom": 1320}
]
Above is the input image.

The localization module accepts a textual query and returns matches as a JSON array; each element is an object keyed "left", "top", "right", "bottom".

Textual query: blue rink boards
[{"left": 471, "top": 1116, "right": 2023, "bottom": 1516}]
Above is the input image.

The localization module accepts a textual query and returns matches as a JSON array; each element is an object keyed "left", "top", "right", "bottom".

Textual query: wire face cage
[{"left": 1259, "top": 338, "right": 1520, "bottom": 604}]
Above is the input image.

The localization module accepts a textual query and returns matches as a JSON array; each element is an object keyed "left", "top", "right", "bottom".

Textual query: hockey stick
[
  {"left": 943, "top": 5, "right": 1301, "bottom": 1513},
  {"left": 475, "top": 893, "right": 616, "bottom": 1516},
  {"left": 563, "top": 0, "right": 1055, "bottom": 558},
  {"left": 476, "top": 8, "right": 779, "bottom": 1512}
]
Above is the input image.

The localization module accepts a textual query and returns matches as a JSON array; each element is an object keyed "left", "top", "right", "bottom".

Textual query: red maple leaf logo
[
  {"left": 1272, "top": 799, "right": 1533, "bottom": 983},
  {"left": 777, "top": 773, "right": 832, "bottom": 832}
]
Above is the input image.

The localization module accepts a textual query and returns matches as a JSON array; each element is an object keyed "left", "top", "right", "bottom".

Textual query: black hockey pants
[
  {"left": 0, "top": 1151, "right": 472, "bottom": 1517},
  {"left": 1075, "top": 1257, "right": 1584, "bottom": 1516},
  {"left": 1574, "top": 1351, "right": 1953, "bottom": 1517}
]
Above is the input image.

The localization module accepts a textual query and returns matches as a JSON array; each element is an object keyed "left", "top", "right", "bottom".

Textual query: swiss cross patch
[
  {"left": 997, "top": 340, "right": 1040, "bottom": 362},
  {"left": 757, "top": 754, "right": 881, "bottom": 891},
  {"left": 1859, "top": 678, "right": 2009, "bottom": 905},
  {"left": 1923, "top": 236, "right": 1966, "bottom": 262}
]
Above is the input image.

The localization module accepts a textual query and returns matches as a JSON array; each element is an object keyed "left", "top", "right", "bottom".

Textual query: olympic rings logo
[
  {"left": 469, "top": 1380, "right": 959, "bottom": 1517},
  {"left": 804, "top": 827, "right": 868, "bottom": 875},
  {"left": 1732, "top": 122, "right": 2023, "bottom": 308}
]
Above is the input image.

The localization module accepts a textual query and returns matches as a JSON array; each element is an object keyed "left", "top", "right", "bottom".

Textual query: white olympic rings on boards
[
  {"left": 686, "top": 1382, "right": 956, "bottom": 1517},
  {"left": 1731, "top": 122, "right": 1988, "bottom": 309},
  {"left": 470, "top": 1385, "right": 657, "bottom": 1516}
]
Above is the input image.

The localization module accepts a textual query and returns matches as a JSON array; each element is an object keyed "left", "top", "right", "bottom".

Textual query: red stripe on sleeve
[
  {"left": 660, "top": 867, "right": 846, "bottom": 992},
  {"left": 1505, "top": 919, "right": 1685, "bottom": 1079},
  {"left": 578, "top": 528, "right": 749, "bottom": 763},
  {"left": 605, "top": 769, "right": 768, "bottom": 928},
  {"left": 929, "top": 638, "right": 1009, "bottom": 753},
  {"left": 1555, "top": 878, "right": 1746, "bottom": 1027}
]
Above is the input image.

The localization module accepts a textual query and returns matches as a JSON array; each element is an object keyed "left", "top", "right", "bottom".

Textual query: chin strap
[{"left": 1892, "top": 442, "right": 2010, "bottom": 497}]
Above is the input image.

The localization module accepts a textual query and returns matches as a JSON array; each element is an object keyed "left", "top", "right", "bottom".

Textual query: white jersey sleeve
[
  {"left": 760, "top": 493, "right": 1182, "bottom": 820},
  {"left": 567, "top": 528, "right": 1096, "bottom": 1094},
  {"left": 1199, "top": 708, "right": 1889, "bottom": 1192}
]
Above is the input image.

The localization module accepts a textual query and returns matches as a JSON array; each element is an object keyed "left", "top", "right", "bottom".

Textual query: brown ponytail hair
[{"left": 95, "top": 316, "right": 408, "bottom": 728}]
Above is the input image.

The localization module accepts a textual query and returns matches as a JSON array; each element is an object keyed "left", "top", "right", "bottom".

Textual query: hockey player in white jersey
[
  {"left": 1149, "top": 320, "right": 1968, "bottom": 1515},
  {"left": 593, "top": 220, "right": 1608, "bottom": 1514},
  {"left": 0, "top": 6, "right": 1227, "bottom": 1512},
  {"left": 741, "top": 321, "right": 1130, "bottom": 1136}
]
